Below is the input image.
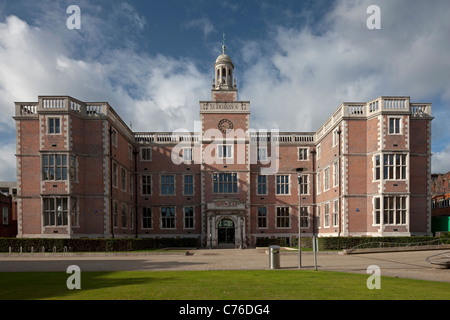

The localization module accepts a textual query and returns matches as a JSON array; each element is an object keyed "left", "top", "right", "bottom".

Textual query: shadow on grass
[
  {"left": 0, "top": 271, "right": 178, "bottom": 300},
  {"left": 0, "top": 259, "right": 208, "bottom": 300}
]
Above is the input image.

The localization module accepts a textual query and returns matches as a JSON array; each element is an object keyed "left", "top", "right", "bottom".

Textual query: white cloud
[
  {"left": 184, "top": 17, "right": 216, "bottom": 39},
  {"left": 432, "top": 145, "right": 450, "bottom": 174},
  {"left": 0, "top": 142, "right": 16, "bottom": 181}
]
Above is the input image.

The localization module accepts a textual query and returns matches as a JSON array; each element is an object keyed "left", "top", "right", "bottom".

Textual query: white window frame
[
  {"left": 333, "top": 162, "right": 339, "bottom": 188},
  {"left": 141, "top": 147, "right": 152, "bottom": 161},
  {"left": 183, "top": 147, "right": 193, "bottom": 162},
  {"left": 332, "top": 200, "right": 339, "bottom": 227},
  {"left": 276, "top": 174, "right": 290, "bottom": 195},
  {"left": 47, "top": 117, "right": 62, "bottom": 135},
  {"left": 298, "top": 147, "right": 308, "bottom": 161},
  {"left": 276, "top": 206, "right": 290, "bottom": 229},
  {"left": 324, "top": 202, "right": 330, "bottom": 228},
  {"left": 183, "top": 206, "right": 195, "bottom": 229},
  {"left": 388, "top": 116, "right": 402, "bottom": 135},
  {"left": 257, "top": 147, "right": 267, "bottom": 161},
  {"left": 142, "top": 207, "right": 153, "bottom": 229},
  {"left": 257, "top": 175, "right": 268, "bottom": 196},
  {"left": 323, "top": 166, "right": 330, "bottom": 191},
  {"left": 217, "top": 144, "right": 233, "bottom": 159}
]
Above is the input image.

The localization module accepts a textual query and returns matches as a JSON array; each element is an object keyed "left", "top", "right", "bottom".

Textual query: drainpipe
[
  {"left": 133, "top": 147, "right": 139, "bottom": 238},
  {"left": 310, "top": 149, "right": 317, "bottom": 236},
  {"left": 337, "top": 127, "right": 342, "bottom": 237},
  {"left": 109, "top": 125, "right": 114, "bottom": 239}
]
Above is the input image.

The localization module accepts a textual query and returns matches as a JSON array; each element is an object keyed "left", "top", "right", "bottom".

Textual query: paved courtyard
[{"left": 0, "top": 249, "right": 449, "bottom": 283}]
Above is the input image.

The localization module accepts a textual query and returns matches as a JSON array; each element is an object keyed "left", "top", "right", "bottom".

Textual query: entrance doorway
[{"left": 218, "top": 219, "right": 235, "bottom": 245}]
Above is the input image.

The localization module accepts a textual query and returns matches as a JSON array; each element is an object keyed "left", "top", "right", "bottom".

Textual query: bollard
[{"left": 269, "top": 245, "right": 281, "bottom": 269}]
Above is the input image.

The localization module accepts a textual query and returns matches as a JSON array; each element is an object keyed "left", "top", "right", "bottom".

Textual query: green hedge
[{"left": 0, "top": 237, "right": 200, "bottom": 253}]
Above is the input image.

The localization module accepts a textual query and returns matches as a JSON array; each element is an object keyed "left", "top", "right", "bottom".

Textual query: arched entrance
[{"left": 218, "top": 219, "right": 235, "bottom": 245}]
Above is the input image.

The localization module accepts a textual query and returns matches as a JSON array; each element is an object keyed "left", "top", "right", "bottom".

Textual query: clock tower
[{"left": 199, "top": 40, "right": 251, "bottom": 248}]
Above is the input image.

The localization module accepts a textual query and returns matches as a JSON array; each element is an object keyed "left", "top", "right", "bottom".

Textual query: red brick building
[
  {"left": 0, "top": 193, "right": 17, "bottom": 238},
  {"left": 13, "top": 47, "right": 433, "bottom": 246}
]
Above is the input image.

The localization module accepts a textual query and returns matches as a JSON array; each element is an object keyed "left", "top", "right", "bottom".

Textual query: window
[
  {"left": 374, "top": 197, "right": 381, "bottom": 225},
  {"left": 374, "top": 155, "right": 381, "bottom": 180},
  {"left": 184, "top": 175, "right": 194, "bottom": 195},
  {"left": 141, "top": 147, "right": 152, "bottom": 161},
  {"left": 298, "top": 148, "right": 308, "bottom": 161},
  {"left": 2, "top": 207, "right": 8, "bottom": 225},
  {"left": 161, "top": 175, "right": 175, "bottom": 195},
  {"left": 257, "top": 175, "right": 267, "bottom": 195},
  {"left": 276, "top": 206, "right": 290, "bottom": 228},
  {"left": 218, "top": 144, "right": 233, "bottom": 159},
  {"left": 333, "top": 200, "right": 339, "bottom": 227},
  {"left": 184, "top": 207, "right": 194, "bottom": 229},
  {"left": 213, "top": 173, "right": 238, "bottom": 193},
  {"left": 141, "top": 175, "right": 152, "bottom": 195},
  {"left": 324, "top": 203, "right": 330, "bottom": 227},
  {"left": 129, "top": 173, "right": 133, "bottom": 195},
  {"left": 142, "top": 207, "right": 152, "bottom": 229},
  {"left": 257, "top": 207, "right": 267, "bottom": 228},
  {"left": 299, "top": 175, "right": 308, "bottom": 195},
  {"left": 183, "top": 148, "right": 193, "bottom": 162},
  {"left": 332, "top": 129, "right": 339, "bottom": 147},
  {"left": 161, "top": 207, "right": 175, "bottom": 229},
  {"left": 43, "top": 197, "right": 68, "bottom": 226},
  {"left": 121, "top": 168, "right": 127, "bottom": 192},
  {"left": 383, "top": 154, "right": 407, "bottom": 180},
  {"left": 317, "top": 172, "right": 321, "bottom": 194},
  {"left": 389, "top": 117, "right": 401, "bottom": 134},
  {"left": 276, "top": 175, "right": 290, "bottom": 195},
  {"left": 383, "top": 196, "right": 407, "bottom": 225},
  {"left": 323, "top": 167, "right": 330, "bottom": 191},
  {"left": 113, "top": 201, "right": 118, "bottom": 228},
  {"left": 111, "top": 129, "right": 117, "bottom": 147},
  {"left": 121, "top": 204, "right": 127, "bottom": 228},
  {"left": 43, "top": 155, "right": 69, "bottom": 181},
  {"left": 300, "top": 206, "right": 309, "bottom": 228},
  {"left": 333, "top": 162, "right": 339, "bottom": 187},
  {"left": 257, "top": 147, "right": 267, "bottom": 161},
  {"left": 48, "top": 118, "right": 60, "bottom": 134},
  {"left": 316, "top": 144, "right": 321, "bottom": 159},
  {"left": 112, "top": 163, "right": 118, "bottom": 188}
]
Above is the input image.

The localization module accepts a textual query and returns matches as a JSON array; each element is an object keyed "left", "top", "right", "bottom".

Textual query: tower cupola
[{"left": 213, "top": 34, "right": 236, "bottom": 90}]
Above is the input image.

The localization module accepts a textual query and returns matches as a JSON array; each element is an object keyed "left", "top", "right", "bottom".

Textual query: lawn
[{"left": 0, "top": 270, "right": 449, "bottom": 300}]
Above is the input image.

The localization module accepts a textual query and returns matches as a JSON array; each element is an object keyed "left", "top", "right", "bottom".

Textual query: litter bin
[{"left": 269, "top": 245, "right": 280, "bottom": 269}]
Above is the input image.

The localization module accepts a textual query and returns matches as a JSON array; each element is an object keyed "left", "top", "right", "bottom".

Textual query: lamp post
[
  {"left": 209, "top": 216, "right": 213, "bottom": 249},
  {"left": 295, "top": 167, "right": 306, "bottom": 268}
]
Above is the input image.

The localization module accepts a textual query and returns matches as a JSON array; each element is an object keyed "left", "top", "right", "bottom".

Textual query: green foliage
[{"left": 0, "top": 237, "right": 200, "bottom": 253}]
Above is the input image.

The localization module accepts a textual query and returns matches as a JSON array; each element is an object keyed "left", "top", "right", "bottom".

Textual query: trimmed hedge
[{"left": 0, "top": 237, "right": 200, "bottom": 253}]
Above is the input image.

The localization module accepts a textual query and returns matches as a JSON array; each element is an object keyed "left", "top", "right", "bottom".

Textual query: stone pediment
[{"left": 207, "top": 199, "right": 246, "bottom": 211}]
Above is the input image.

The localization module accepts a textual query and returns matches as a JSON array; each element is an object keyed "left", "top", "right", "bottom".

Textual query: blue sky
[{"left": 0, "top": 0, "right": 450, "bottom": 181}]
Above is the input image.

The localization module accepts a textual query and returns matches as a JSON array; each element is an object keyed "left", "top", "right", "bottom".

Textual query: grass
[{"left": 0, "top": 270, "right": 449, "bottom": 300}]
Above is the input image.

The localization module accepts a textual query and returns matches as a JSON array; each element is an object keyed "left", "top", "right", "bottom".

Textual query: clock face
[{"left": 218, "top": 119, "right": 233, "bottom": 133}]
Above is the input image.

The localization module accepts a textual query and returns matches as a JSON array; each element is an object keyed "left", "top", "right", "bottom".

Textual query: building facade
[
  {"left": 0, "top": 184, "right": 17, "bottom": 238},
  {"left": 13, "top": 47, "right": 433, "bottom": 247}
]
